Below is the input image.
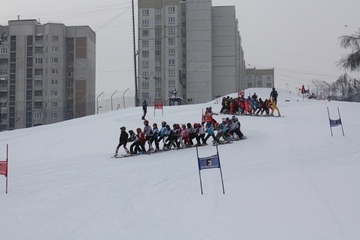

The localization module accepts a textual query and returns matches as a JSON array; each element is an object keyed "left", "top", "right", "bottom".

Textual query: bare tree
[{"left": 338, "top": 29, "right": 360, "bottom": 71}]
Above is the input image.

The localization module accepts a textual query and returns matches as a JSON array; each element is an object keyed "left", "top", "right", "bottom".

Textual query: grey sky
[{"left": 2, "top": 0, "right": 359, "bottom": 98}]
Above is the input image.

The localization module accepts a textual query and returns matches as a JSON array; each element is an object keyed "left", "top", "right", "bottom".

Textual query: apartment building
[
  {"left": 245, "top": 68, "right": 275, "bottom": 89},
  {"left": 0, "top": 19, "right": 95, "bottom": 131},
  {"left": 138, "top": 0, "right": 246, "bottom": 105}
]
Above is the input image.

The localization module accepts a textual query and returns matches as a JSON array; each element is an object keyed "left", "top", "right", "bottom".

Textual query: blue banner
[
  {"left": 329, "top": 118, "right": 342, "bottom": 127},
  {"left": 198, "top": 154, "right": 220, "bottom": 170}
]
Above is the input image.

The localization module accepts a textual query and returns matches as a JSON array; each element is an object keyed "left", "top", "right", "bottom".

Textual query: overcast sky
[{"left": 2, "top": 0, "right": 360, "bottom": 97}]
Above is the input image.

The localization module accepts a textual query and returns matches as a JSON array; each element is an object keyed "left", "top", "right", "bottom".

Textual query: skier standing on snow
[{"left": 114, "top": 126, "right": 130, "bottom": 156}]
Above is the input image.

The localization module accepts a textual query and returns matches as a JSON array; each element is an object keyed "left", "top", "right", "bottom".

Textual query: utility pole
[{"left": 132, "top": 0, "right": 139, "bottom": 107}]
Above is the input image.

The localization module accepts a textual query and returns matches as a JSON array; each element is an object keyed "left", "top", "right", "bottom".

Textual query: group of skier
[
  {"left": 220, "top": 87, "right": 281, "bottom": 117},
  {"left": 114, "top": 112, "right": 245, "bottom": 156}
]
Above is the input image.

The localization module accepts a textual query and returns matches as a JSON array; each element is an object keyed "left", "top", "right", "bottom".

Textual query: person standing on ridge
[
  {"left": 142, "top": 100, "right": 147, "bottom": 120},
  {"left": 270, "top": 87, "right": 278, "bottom": 104}
]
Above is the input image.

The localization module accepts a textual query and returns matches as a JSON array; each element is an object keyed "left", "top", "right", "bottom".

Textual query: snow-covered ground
[{"left": 0, "top": 88, "right": 359, "bottom": 240}]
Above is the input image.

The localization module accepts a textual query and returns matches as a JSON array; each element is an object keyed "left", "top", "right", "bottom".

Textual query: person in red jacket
[{"left": 130, "top": 128, "right": 146, "bottom": 154}]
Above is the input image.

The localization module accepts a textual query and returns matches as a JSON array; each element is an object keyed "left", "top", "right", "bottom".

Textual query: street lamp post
[
  {"left": 96, "top": 92, "right": 104, "bottom": 114},
  {"left": 111, "top": 90, "right": 118, "bottom": 111},
  {"left": 43, "top": 97, "right": 53, "bottom": 125},
  {"left": 323, "top": 81, "right": 331, "bottom": 99},
  {"left": 123, "top": 88, "right": 129, "bottom": 109}
]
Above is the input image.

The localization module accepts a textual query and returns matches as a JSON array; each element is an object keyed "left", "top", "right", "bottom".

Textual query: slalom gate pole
[
  {"left": 337, "top": 107, "right": 345, "bottom": 136},
  {"left": 216, "top": 145, "right": 225, "bottom": 194},
  {"left": 196, "top": 146, "right": 204, "bottom": 194},
  {"left": 6, "top": 144, "right": 8, "bottom": 194},
  {"left": 327, "top": 107, "right": 333, "bottom": 137}
]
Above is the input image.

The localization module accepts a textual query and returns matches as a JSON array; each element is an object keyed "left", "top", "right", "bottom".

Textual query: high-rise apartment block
[
  {"left": 138, "top": 0, "right": 246, "bottom": 105},
  {"left": 0, "top": 19, "right": 95, "bottom": 131}
]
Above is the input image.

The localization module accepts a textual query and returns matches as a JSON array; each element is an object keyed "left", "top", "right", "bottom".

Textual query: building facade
[
  {"left": 245, "top": 68, "right": 275, "bottom": 89},
  {"left": 0, "top": 19, "right": 95, "bottom": 131},
  {"left": 138, "top": 0, "right": 246, "bottom": 105}
]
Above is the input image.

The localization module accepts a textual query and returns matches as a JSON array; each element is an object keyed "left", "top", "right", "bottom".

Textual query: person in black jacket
[
  {"left": 115, "top": 126, "right": 130, "bottom": 156},
  {"left": 270, "top": 87, "right": 278, "bottom": 104},
  {"left": 142, "top": 100, "right": 147, "bottom": 120}
]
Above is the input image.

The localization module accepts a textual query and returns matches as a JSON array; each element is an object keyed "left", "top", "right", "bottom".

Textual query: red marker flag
[{"left": 0, "top": 161, "right": 7, "bottom": 177}]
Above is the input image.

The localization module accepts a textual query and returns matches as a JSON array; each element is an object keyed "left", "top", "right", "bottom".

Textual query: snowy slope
[{"left": 0, "top": 88, "right": 359, "bottom": 240}]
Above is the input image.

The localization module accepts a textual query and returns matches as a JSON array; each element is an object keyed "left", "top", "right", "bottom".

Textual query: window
[
  {"left": 142, "top": 19, "right": 149, "bottom": 27},
  {"left": 35, "top": 57, "right": 43, "bottom": 64},
  {"left": 51, "top": 101, "right": 58, "bottom": 108},
  {"left": 155, "top": 71, "right": 162, "bottom": 78},
  {"left": 155, "top": 29, "right": 162, "bottom": 36},
  {"left": 35, "top": 80, "right": 42, "bottom": 86},
  {"left": 34, "top": 101, "right": 43, "bottom": 108},
  {"left": 51, "top": 46, "right": 59, "bottom": 53},
  {"left": 0, "top": 69, "right": 8, "bottom": 75},
  {"left": 168, "top": 69, "right": 175, "bottom": 76},
  {"left": 142, "top": 61, "right": 149, "bottom": 68},
  {"left": 247, "top": 82, "right": 253, "bottom": 88},
  {"left": 155, "top": 19, "right": 162, "bottom": 25},
  {"left": 34, "top": 90, "right": 42, "bottom": 97},
  {"left": 142, "top": 30, "right": 149, "bottom": 37},
  {"left": 51, "top": 79, "right": 58, "bottom": 85},
  {"left": 51, "top": 69, "right": 58, "bottom": 75},
  {"left": 168, "top": 27, "right": 175, "bottom": 35},
  {"left": 142, "top": 9, "right": 149, "bottom": 16},
  {"left": 52, "top": 36, "right": 59, "bottom": 42},
  {"left": 155, "top": 92, "right": 162, "bottom": 98},
  {"left": 51, "top": 113, "right": 58, "bottom": 119},
  {"left": 35, "top": 69, "right": 43, "bottom": 75},
  {"left": 67, "top": 72, "right": 73, "bottom": 78},
  {"left": 142, "top": 71, "right": 149, "bottom": 78},
  {"left": 168, "top": 38, "right": 175, "bottom": 45},
  {"left": 142, "top": 92, "right": 149, "bottom": 100},
  {"left": 155, "top": 81, "right": 162, "bottom": 88},
  {"left": 156, "top": 61, "right": 162, "bottom": 67},
  {"left": 51, "top": 90, "right": 58, "bottom": 97},
  {"left": 155, "top": 40, "right": 162, "bottom": 46},
  {"left": 142, "top": 40, "right": 149, "bottom": 47},
  {"left": 35, "top": 47, "right": 43, "bottom": 54},
  {"left": 266, "top": 76, "right": 272, "bottom": 81},
  {"left": 67, "top": 93, "right": 73, "bottom": 99},
  {"left": 168, "top": 17, "right": 176, "bottom": 24},
  {"left": 142, "top": 82, "right": 149, "bottom": 89},
  {"left": 155, "top": 50, "right": 161, "bottom": 56},
  {"left": 266, "top": 83, "right": 272, "bottom": 88},
  {"left": 0, "top": 47, "right": 8, "bottom": 54},
  {"left": 68, "top": 61, "right": 73, "bottom": 67},
  {"left": 168, "top": 6, "right": 175, "bottom": 14},
  {"left": 0, "top": 58, "right": 8, "bottom": 65},
  {"left": 34, "top": 112, "right": 42, "bottom": 119},
  {"left": 168, "top": 80, "right": 175, "bottom": 86},
  {"left": 67, "top": 104, "right": 73, "bottom": 110},
  {"left": 155, "top": 9, "right": 162, "bottom": 15},
  {"left": 142, "top": 51, "right": 149, "bottom": 58},
  {"left": 168, "top": 48, "right": 175, "bottom": 55},
  {"left": 168, "top": 59, "right": 175, "bottom": 66},
  {"left": 257, "top": 76, "right": 262, "bottom": 80},
  {"left": 35, "top": 35, "right": 43, "bottom": 42},
  {"left": 67, "top": 82, "right": 73, "bottom": 88},
  {"left": 52, "top": 57, "right": 58, "bottom": 64},
  {"left": 247, "top": 75, "right": 253, "bottom": 81}
]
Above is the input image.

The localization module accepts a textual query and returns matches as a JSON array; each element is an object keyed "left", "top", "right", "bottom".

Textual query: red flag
[
  {"left": 0, "top": 161, "right": 7, "bottom": 177},
  {"left": 154, "top": 103, "right": 163, "bottom": 109}
]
